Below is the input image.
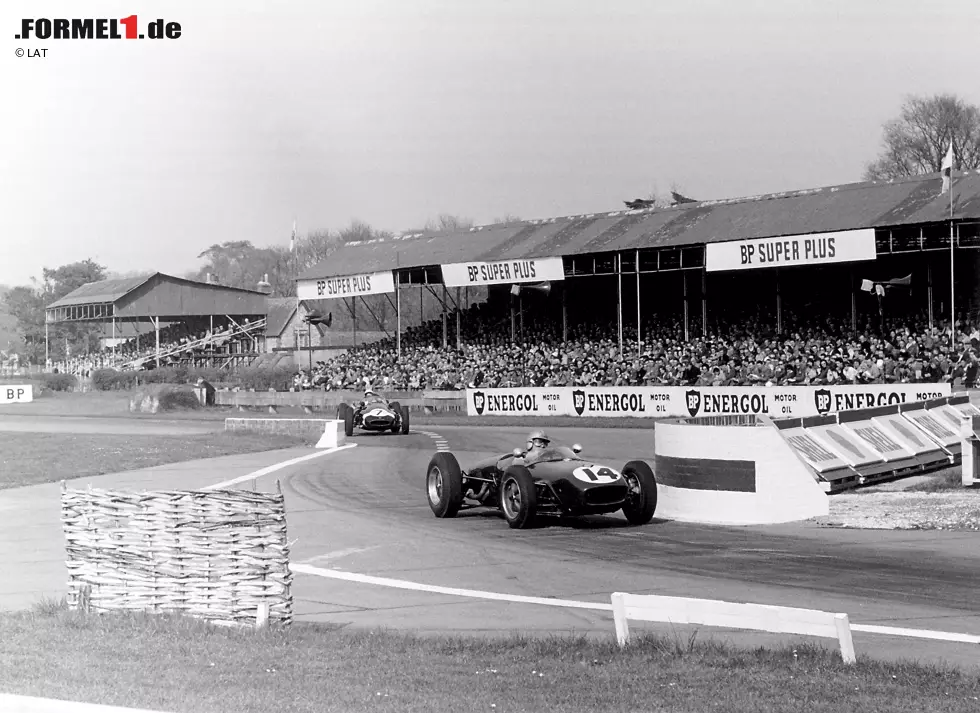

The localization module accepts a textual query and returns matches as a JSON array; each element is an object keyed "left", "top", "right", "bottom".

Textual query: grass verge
[
  {"left": 0, "top": 431, "right": 310, "bottom": 489},
  {"left": 1, "top": 603, "right": 978, "bottom": 713}
]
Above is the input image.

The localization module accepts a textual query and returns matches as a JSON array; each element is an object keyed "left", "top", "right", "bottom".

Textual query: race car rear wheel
[
  {"left": 400, "top": 405, "right": 410, "bottom": 434},
  {"left": 500, "top": 466, "right": 537, "bottom": 529},
  {"left": 388, "top": 401, "right": 402, "bottom": 434},
  {"left": 621, "top": 460, "right": 657, "bottom": 525},
  {"left": 338, "top": 403, "right": 354, "bottom": 437},
  {"left": 427, "top": 452, "right": 464, "bottom": 518}
]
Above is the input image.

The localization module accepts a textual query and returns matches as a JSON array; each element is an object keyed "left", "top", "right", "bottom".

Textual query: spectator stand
[
  {"left": 291, "top": 171, "right": 980, "bottom": 393},
  {"left": 45, "top": 272, "right": 270, "bottom": 373}
]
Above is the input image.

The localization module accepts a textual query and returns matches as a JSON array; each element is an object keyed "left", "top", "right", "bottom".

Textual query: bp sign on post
[
  {"left": 442, "top": 256, "right": 565, "bottom": 287},
  {"left": 705, "top": 228, "right": 877, "bottom": 272},
  {"left": 1, "top": 385, "right": 33, "bottom": 404},
  {"left": 296, "top": 271, "right": 395, "bottom": 300}
]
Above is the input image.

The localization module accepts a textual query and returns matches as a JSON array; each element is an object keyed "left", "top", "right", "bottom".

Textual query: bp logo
[
  {"left": 814, "top": 389, "right": 831, "bottom": 415},
  {"left": 472, "top": 391, "right": 486, "bottom": 415},
  {"left": 685, "top": 390, "right": 701, "bottom": 417},
  {"left": 572, "top": 389, "right": 586, "bottom": 416}
]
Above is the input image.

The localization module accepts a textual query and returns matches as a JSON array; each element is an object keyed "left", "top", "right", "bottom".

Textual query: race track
[
  {"left": 283, "top": 424, "right": 980, "bottom": 668},
  {"left": 2, "top": 414, "right": 978, "bottom": 669}
]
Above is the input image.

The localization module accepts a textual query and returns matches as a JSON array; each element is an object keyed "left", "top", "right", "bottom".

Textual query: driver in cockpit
[{"left": 522, "top": 430, "right": 551, "bottom": 463}]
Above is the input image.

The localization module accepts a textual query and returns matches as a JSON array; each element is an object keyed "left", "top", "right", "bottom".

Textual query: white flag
[
  {"left": 860, "top": 279, "right": 874, "bottom": 292},
  {"left": 942, "top": 142, "right": 954, "bottom": 175}
]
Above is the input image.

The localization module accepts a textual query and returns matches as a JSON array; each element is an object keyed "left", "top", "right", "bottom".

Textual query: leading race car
[
  {"left": 336, "top": 391, "right": 410, "bottom": 437},
  {"left": 425, "top": 433, "right": 657, "bottom": 529}
]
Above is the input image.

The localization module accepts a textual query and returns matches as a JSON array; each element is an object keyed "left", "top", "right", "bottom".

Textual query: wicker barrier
[{"left": 61, "top": 484, "right": 292, "bottom": 627}]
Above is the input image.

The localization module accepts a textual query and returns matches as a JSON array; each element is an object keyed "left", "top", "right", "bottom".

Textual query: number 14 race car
[
  {"left": 336, "top": 394, "right": 410, "bottom": 437},
  {"left": 425, "top": 441, "right": 657, "bottom": 529}
]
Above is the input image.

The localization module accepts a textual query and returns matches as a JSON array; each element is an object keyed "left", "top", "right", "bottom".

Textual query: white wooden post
[
  {"left": 835, "top": 613, "right": 856, "bottom": 664},
  {"left": 255, "top": 602, "right": 270, "bottom": 629},
  {"left": 611, "top": 592, "right": 630, "bottom": 647}
]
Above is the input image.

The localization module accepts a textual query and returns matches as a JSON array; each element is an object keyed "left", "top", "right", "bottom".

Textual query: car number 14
[{"left": 572, "top": 466, "right": 621, "bottom": 483}]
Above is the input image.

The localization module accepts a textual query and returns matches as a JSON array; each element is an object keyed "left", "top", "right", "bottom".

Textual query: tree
[
  {"left": 491, "top": 214, "right": 522, "bottom": 224},
  {"left": 3, "top": 285, "right": 44, "bottom": 362},
  {"left": 4, "top": 259, "right": 108, "bottom": 363},
  {"left": 424, "top": 214, "right": 474, "bottom": 232},
  {"left": 864, "top": 94, "right": 980, "bottom": 180}
]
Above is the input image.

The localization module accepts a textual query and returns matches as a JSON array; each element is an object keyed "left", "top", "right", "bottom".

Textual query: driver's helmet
[
  {"left": 526, "top": 429, "right": 551, "bottom": 451},
  {"left": 364, "top": 388, "right": 378, "bottom": 399}
]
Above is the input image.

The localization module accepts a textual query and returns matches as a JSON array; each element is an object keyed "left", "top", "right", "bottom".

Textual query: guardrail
[{"left": 611, "top": 592, "right": 856, "bottom": 663}]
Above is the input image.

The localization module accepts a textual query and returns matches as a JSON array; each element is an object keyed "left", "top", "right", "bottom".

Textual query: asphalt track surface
[{"left": 2, "top": 415, "right": 979, "bottom": 669}]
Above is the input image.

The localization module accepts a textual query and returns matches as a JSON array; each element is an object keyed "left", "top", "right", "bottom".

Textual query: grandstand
[
  {"left": 45, "top": 272, "right": 270, "bottom": 373},
  {"left": 295, "top": 171, "right": 980, "bottom": 391}
]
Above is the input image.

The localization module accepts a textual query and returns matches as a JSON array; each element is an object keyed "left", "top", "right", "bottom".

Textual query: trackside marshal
[
  {"left": 705, "top": 228, "right": 877, "bottom": 272},
  {"left": 442, "top": 256, "right": 565, "bottom": 287}
]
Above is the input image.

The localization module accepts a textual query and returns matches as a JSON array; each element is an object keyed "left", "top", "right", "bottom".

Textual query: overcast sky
[{"left": 2, "top": 0, "right": 978, "bottom": 286}]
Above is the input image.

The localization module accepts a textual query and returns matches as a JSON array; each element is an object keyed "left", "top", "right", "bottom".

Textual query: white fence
[{"left": 611, "top": 592, "right": 856, "bottom": 663}]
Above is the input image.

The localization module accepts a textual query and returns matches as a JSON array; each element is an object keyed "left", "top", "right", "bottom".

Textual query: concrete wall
[{"left": 655, "top": 421, "right": 828, "bottom": 525}]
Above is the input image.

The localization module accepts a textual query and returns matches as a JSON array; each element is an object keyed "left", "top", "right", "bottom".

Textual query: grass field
[
  {"left": 1, "top": 604, "right": 977, "bottom": 713},
  {"left": 0, "top": 431, "right": 309, "bottom": 489}
]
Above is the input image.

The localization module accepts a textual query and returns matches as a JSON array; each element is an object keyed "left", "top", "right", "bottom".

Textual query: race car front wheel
[
  {"left": 500, "top": 466, "right": 537, "bottom": 529},
  {"left": 388, "top": 401, "right": 402, "bottom": 434},
  {"left": 621, "top": 460, "right": 657, "bottom": 525},
  {"left": 338, "top": 403, "right": 354, "bottom": 437},
  {"left": 427, "top": 452, "right": 464, "bottom": 518},
  {"left": 400, "top": 405, "right": 410, "bottom": 434}
]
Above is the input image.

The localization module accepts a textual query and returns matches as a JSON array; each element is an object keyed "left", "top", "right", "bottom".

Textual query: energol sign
[{"left": 465, "top": 384, "right": 950, "bottom": 418}]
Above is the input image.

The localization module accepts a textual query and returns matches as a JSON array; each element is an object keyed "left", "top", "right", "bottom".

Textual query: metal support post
[
  {"left": 683, "top": 272, "right": 690, "bottom": 342},
  {"left": 562, "top": 284, "right": 568, "bottom": 343},
  {"left": 701, "top": 269, "right": 707, "bottom": 337},
  {"left": 455, "top": 286, "right": 461, "bottom": 348},
  {"left": 635, "top": 251, "right": 641, "bottom": 355},
  {"left": 617, "top": 254, "right": 624, "bottom": 354},
  {"left": 776, "top": 269, "right": 783, "bottom": 335},
  {"left": 927, "top": 263, "right": 934, "bottom": 329},
  {"left": 442, "top": 285, "right": 448, "bottom": 349},
  {"left": 396, "top": 273, "right": 401, "bottom": 359}
]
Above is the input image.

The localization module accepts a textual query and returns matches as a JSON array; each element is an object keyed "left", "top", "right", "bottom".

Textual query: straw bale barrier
[{"left": 61, "top": 485, "right": 292, "bottom": 626}]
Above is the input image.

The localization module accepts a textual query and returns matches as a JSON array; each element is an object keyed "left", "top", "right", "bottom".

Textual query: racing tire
[
  {"left": 427, "top": 452, "right": 464, "bottom": 518},
  {"left": 388, "top": 402, "right": 402, "bottom": 434},
  {"left": 500, "top": 466, "right": 537, "bottom": 529},
  {"left": 338, "top": 403, "right": 354, "bottom": 437},
  {"left": 621, "top": 460, "right": 657, "bottom": 526},
  {"left": 400, "top": 405, "right": 410, "bottom": 434}
]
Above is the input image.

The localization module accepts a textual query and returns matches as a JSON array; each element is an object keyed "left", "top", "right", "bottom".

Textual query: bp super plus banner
[
  {"left": 0, "top": 384, "right": 33, "bottom": 404},
  {"left": 465, "top": 384, "right": 951, "bottom": 418}
]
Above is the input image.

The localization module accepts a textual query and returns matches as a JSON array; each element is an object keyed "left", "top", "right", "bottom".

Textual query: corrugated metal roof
[
  {"left": 264, "top": 298, "right": 297, "bottom": 337},
  {"left": 47, "top": 272, "right": 268, "bottom": 311},
  {"left": 299, "top": 170, "right": 980, "bottom": 280},
  {"left": 47, "top": 275, "right": 153, "bottom": 308}
]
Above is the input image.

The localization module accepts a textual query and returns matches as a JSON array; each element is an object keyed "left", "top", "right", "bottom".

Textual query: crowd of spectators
[
  {"left": 45, "top": 320, "right": 263, "bottom": 376},
  {"left": 294, "top": 298, "right": 980, "bottom": 391}
]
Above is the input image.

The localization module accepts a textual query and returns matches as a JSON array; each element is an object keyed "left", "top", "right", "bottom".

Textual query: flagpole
[{"left": 949, "top": 166, "right": 955, "bottom": 352}]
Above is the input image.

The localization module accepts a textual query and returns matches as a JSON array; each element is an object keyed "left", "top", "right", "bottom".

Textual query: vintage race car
[
  {"left": 425, "top": 443, "right": 657, "bottom": 529},
  {"left": 337, "top": 399, "right": 410, "bottom": 436}
]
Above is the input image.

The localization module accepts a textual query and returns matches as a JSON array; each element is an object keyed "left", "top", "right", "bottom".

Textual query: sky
[{"left": 1, "top": 0, "right": 979, "bottom": 287}]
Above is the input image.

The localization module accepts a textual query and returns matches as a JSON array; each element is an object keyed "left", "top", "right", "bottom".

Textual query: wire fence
[{"left": 61, "top": 483, "right": 292, "bottom": 626}]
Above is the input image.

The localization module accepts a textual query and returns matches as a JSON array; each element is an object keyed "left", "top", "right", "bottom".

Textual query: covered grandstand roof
[
  {"left": 300, "top": 170, "right": 980, "bottom": 280},
  {"left": 47, "top": 275, "right": 153, "bottom": 308},
  {"left": 46, "top": 272, "right": 270, "bottom": 321}
]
